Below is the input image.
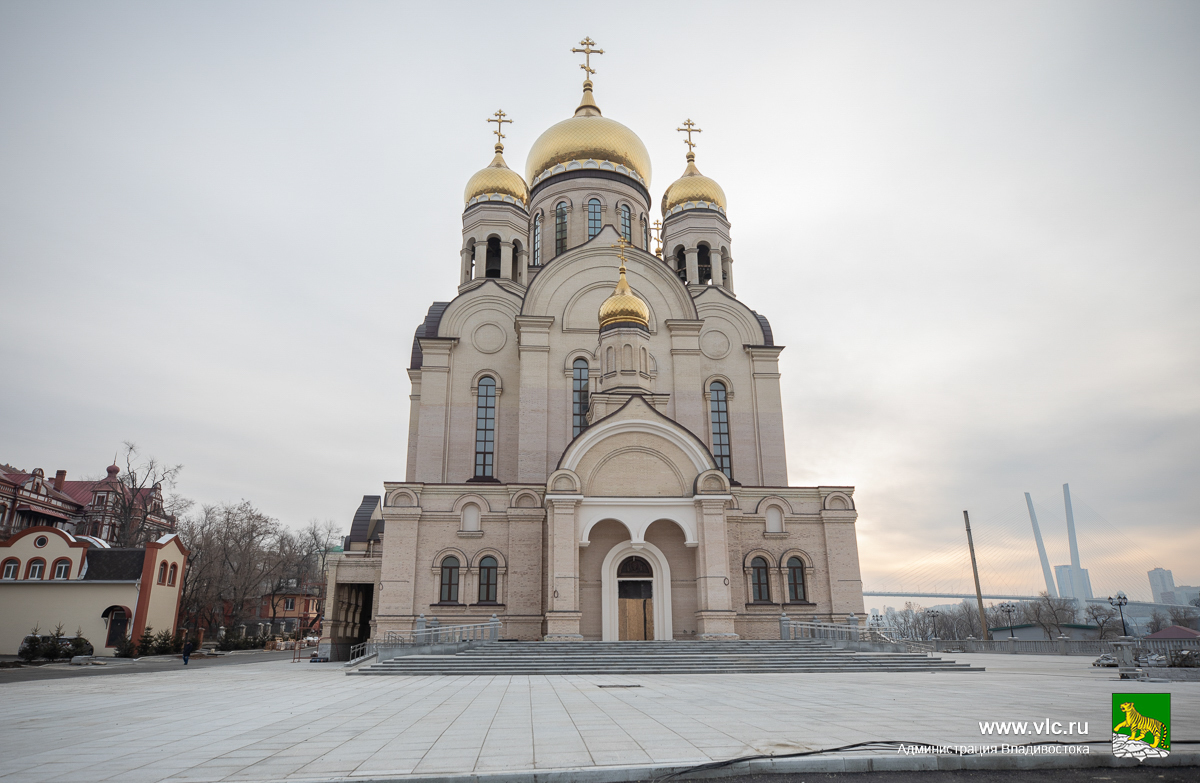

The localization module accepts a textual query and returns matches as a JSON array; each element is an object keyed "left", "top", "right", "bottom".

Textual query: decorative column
[
  {"left": 515, "top": 316, "right": 555, "bottom": 482},
  {"left": 460, "top": 247, "right": 473, "bottom": 285},
  {"left": 723, "top": 256, "right": 735, "bottom": 294},
  {"left": 516, "top": 246, "right": 529, "bottom": 286},
  {"left": 694, "top": 496, "right": 738, "bottom": 639},
  {"left": 414, "top": 339, "right": 455, "bottom": 482},
  {"left": 500, "top": 241, "right": 514, "bottom": 280},
  {"left": 544, "top": 497, "right": 582, "bottom": 639},
  {"left": 473, "top": 242, "right": 487, "bottom": 280},
  {"left": 685, "top": 246, "right": 700, "bottom": 285},
  {"left": 709, "top": 246, "right": 724, "bottom": 288}
]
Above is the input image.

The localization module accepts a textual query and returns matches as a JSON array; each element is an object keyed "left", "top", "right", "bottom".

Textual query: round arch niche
[{"left": 600, "top": 540, "right": 673, "bottom": 642}]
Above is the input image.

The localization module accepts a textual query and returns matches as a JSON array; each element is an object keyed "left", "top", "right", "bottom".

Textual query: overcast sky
[{"left": 2, "top": 1, "right": 1197, "bottom": 600}]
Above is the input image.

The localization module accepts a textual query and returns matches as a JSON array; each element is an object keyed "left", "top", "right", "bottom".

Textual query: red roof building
[
  {"left": 1145, "top": 625, "right": 1200, "bottom": 639},
  {"left": 0, "top": 462, "right": 176, "bottom": 545}
]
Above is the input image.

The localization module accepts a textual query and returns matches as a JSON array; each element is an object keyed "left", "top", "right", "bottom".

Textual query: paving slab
[{"left": 0, "top": 654, "right": 1195, "bottom": 783}]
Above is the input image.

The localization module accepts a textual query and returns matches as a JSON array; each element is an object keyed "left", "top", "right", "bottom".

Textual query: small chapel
[{"left": 322, "top": 40, "right": 865, "bottom": 652}]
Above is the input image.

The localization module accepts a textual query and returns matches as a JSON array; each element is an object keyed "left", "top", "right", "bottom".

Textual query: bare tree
[
  {"left": 1024, "top": 592, "right": 1077, "bottom": 639},
  {"left": 1145, "top": 609, "right": 1169, "bottom": 635},
  {"left": 105, "top": 442, "right": 184, "bottom": 547},
  {"left": 1168, "top": 605, "right": 1198, "bottom": 628},
  {"left": 1084, "top": 603, "right": 1121, "bottom": 639}
]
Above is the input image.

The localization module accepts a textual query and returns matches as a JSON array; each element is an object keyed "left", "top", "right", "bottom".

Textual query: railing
[
  {"left": 918, "top": 636, "right": 1200, "bottom": 657},
  {"left": 348, "top": 614, "right": 502, "bottom": 665}
]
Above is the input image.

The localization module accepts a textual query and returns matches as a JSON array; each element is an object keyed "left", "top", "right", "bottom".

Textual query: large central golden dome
[{"left": 525, "top": 81, "right": 652, "bottom": 188}]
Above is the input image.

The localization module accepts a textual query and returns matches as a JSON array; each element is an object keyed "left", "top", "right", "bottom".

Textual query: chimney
[{"left": 54, "top": 470, "right": 66, "bottom": 491}]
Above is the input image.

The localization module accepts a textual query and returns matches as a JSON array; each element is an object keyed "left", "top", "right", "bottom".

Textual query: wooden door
[{"left": 618, "top": 580, "right": 653, "bottom": 640}]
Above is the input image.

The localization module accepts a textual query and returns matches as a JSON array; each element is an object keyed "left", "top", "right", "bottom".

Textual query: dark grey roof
[
  {"left": 751, "top": 310, "right": 774, "bottom": 346},
  {"left": 348, "top": 495, "right": 383, "bottom": 543},
  {"left": 82, "top": 549, "right": 144, "bottom": 581},
  {"left": 409, "top": 302, "right": 450, "bottom": 369}
]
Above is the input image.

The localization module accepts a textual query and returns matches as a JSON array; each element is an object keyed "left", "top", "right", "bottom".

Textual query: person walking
[{"left": 182, "top": 638, "right": 194, "bottom": 665}]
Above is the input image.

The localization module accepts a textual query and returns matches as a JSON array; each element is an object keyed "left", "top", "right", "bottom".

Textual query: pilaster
[
  {"left": 685, "top": 246, "right": 699, "bottom": 285},
  {"left": 665, "top": 320, "right": 706, "bottom": 440},
  {"left": 544, "top": 496, "right": 583, "bottom": 639},
  {"left": 500, "top": 241, "right": 514, "bottom": 280},
  {"left": 405, "top": 369, "right": 422, "bottom": 482},
  {"left": 746, "top": 346, "right": 787, "bottom": 485},
  {"left": 694, "top": 496, "right": 738, "bottom": 639},
  {"left": 414, "top": 339, "right": 456, "bottom": 483},
  {"left": 516, "top": 316, "right": 555, "bottom": 483},
  {"left": 473, "top": 242, "right": 487, "bottom": 281}
]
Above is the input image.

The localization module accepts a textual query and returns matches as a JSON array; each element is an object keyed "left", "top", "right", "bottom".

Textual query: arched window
[
  {"left": 158, "top": 561, "right": 168, "bottom": 584},
  {"left": 622, "top": 344, "right": 632, "bottom": 370},
  {"left": 620, "top": 205, "right": 631, "bottom": 242},
  {"left": 674, "top": 246, "right": 687, "bottom": 282},
  {"left": 26, "top": 559, "right": 45, "bottom": 580},
  {"left": 605, "top": 346, "right": 614, "bottom": 374},
  {"left": 555, "top": 202, "right": 568, "bottom": 255},
  {"left": 698, "top": 244, "right": 712, "bottom": 284},
  {"left": 766, "top": 506, "right": 783, "bottom": 533},
  {"left": 709, "top": 381, "right": 732, "bottom": 479},
  {"left": 640, "top": 346, "right": 648, "bottom": 374},
  {"left": 750, "top": 557, "right": 770, "bottom": 602},
  {"left": 485, "top": 237, "right": 501, "bottom": 278},
  {"left": 461, "top": 503, "right": 481, "bottom": 532},
  {"left": 787, "top": 557, "right": 806, "bottom": 602},
  {"left": 465, "top": 238, "right": 476, "bottom": 279},
  {"left": 2, "top": 559, "right": 20, "bottom": 580},
  {"left": 532, "top": 214, "right": 542, "bottom": 266},
  {"left": 168, "top": 563, "right": 178, "bottom": 586},
  {"left": 642, "top": 217, "right": 650, "bottom": 251},
  {"left": 53, "top": 559, "right": 71, "bottom": 579},
  {"left": 587, "top": 199, "right": 602, "bottom": 239},
  {"left": 478, "top": 556, "right": 498, "bottom": 603},
  {"left": 572, "top": 358, "right": 590, "bottom": 438},
  {"left": 474, "top": 377, "right": 497, "bottom": 478},
  {"left": 439, "top": 556, "right": 460, "bottom": 603}
]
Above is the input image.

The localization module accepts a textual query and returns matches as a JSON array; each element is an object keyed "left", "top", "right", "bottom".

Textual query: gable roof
[{"left": 1146, "top": 625, "right": 1200, "bottom": 639}]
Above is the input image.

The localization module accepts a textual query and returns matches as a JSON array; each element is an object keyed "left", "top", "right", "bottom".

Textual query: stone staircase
[{"left": 353, "top": 639, "right": 983, "bottom": 675}]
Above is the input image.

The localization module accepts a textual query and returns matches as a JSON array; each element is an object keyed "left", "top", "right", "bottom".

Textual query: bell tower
[{"left": 660, "top": 119, "right": 734, "bottom": 293}]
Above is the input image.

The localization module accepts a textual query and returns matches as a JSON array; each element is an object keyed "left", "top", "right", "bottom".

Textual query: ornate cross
[
  {"left": 611, "top": 237, "right": 632, "bottom": 269},
  {"left": 651, "top": 220, "right": 663, "bottom": 257},
  {"left": 677, "top": 118, "right": 702, "bottom": 152},
  {"left": 572, "top": 37, "right": 604, "bottom": 78},
  {"left": 487, "top": 109, "right": 512, "bottom": 144}
]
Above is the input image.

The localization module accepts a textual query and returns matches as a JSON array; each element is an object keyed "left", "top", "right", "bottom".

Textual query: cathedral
[{"left": 323, "top": 40, "right": 865, "bottom": 651}]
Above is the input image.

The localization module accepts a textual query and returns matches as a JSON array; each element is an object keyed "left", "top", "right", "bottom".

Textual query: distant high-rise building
[
  {"left": 1148, "top": 568, "right": 1175, "bottom": 603},
  {"left": 1055, "top": 564, "right": 1093, "bottom": 600},
  {"left": 1175, "top": 586, "right": 1200, "bottom": 606}
]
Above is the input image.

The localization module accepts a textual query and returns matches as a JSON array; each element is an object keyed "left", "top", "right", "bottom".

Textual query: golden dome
[
  {"left": 525, "top": 81, "right": 652, "bottom": 188},
  {"left": 464, "top": 144, "right": 530, "bottom": 208},
  {"left": 598, "top": 262, "right": 650, "bottom": 329},
  {"left": 661, "top": 152, "right": 727, "bottom": 217}
]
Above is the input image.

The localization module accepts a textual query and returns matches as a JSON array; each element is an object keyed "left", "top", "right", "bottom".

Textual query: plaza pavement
[{"left": 0, "top": 652, "right": 1194, "bottom": 783}]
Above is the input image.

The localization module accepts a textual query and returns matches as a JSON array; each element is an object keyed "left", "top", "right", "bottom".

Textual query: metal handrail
[{"left": 348, "top": 615, "right": 502, "bottom": 664}]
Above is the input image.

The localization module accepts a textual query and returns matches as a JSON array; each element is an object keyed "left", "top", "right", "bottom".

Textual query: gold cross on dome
[
  {"left": 677, "top": 119, "right": 702, "bottom": 152},
  {"left": 487, "top": 110, "right": 512, "bottom": 144},
  {"left": 611, "top": 237, "right": 632, "bottom": 268},
  {"left": 651, "top": 220, "right": 663, "bottom": 257},
  {"left": 572, "top": 37, "right": 604, "bottom": 78}
]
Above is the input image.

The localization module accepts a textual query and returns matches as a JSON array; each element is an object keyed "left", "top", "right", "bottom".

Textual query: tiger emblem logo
[{"left": 1112, "top": 693, "right": 1170, "bottom": 760}]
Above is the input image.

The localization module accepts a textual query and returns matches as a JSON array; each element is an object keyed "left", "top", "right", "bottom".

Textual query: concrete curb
[{"left": 274, "top": 750, "right": 1199, "bottom": 783}]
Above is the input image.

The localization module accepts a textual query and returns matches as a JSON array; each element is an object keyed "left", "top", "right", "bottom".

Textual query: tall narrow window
[
  {"left": 27, "top": 559, "right": 45, "bottom": 580},
  {"left": 485, "top": 237, "right": 501, "bottom": 277},
  {"left": 787, "top": 557, "right": 806, "bottom": 602},
  {"left": 474, "top": 377, "right": 497, "bottom": 478},
  {"left": 587, "top": 199, "right": 602, "bottom": 239},
  {"left": 158, "top": 561, "right": 168, "bottom": 584},
  {"left": 709, "top": 381, "right": 732, "bottom": 479},
  {"left": 555, "top": 202, "right": 568, "bottom": 255},
  {"left": 168, "top": 563, "right": 178, "bottom": 586},
  {"left": 478, "top": 556, "right": 498, "bottom": 603},
  {"left": 751, "top": 557, "right": 770, "bottom": 602},
  {"left": 675, "top": 247, "right": 687, "bottom": 282},
  {"left": 643, "top": 219, "right": 650, "bottom": 251},
  {"left": 532, "top": 215, "right": 542, "bottom": 266},
  {"left": 53, "top": 560, "right": 71, "bottom": 579},
  {"left": 440, "top": 556, "right": 460, "bottom": 603},
  {"left": 572, "top": 358, "right": 590, "bottom": 437},
  {"left": 620, "top": 205, "right": 631, "bottom": 242},
  {"left": 697, "top": 244, "right": 712, "bottom": 284},
  {"left": 2, "top": 559, "right": 18, "bottom": 580}
]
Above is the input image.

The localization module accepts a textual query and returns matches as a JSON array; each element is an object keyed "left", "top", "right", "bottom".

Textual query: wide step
[{"left": 352, "top": 640, "right": 983, "bottom": 675}]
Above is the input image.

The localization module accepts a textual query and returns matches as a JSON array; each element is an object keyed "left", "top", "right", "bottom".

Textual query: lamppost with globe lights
[
  {"left": 925, "top": 609, "right": 942, "bottom": 640},
  {"left": 998, "top": 602, "right": 1018, "bottom": 638},
  {"left": 1109, "top": 591, "right": 1129, "bottom": 636}
]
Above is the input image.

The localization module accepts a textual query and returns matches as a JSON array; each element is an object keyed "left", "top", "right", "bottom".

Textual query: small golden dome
[
  {"left": 661, "top": 152, "right": 727, "bottom": 217},
  {"left": 464, "top": 144, "right": 530, "bottom": 207},
  {"left": 598, "top": 262, "right": 650, "bottom": 329},
  {"left": 525, "top": 81, "right": 652, "bottom": 188}
]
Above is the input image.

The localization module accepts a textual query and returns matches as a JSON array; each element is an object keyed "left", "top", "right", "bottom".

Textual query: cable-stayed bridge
[{"left": 863, "top": 484, "right": 1191, "bottom": 616}]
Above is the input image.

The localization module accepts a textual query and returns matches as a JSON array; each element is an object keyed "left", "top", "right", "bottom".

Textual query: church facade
[{"left": 324, "top": 44, "right": 865, "bottom": 650}]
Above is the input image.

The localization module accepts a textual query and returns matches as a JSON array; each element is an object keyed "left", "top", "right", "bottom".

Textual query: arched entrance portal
[
  {"left": 617, "top": 556, "right": 654, "bottom": 640},
  {"left": 600, "top": 540, "right": 673, "bottom": 641}
]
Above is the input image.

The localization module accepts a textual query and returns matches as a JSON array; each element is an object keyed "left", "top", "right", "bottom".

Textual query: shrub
[
  {"left": 216, "top": 633, "right": 268, "bottom": 651},
  {"left": 41, "top": 624, "right": 66, "bottom": 662},
  {"left": 134, "top": 626, "right": 155, "bottom": 657},
  {"left": 113, "top": 635, "right": 136, "bottom": 658},
  {"left": 17, "top": 627, "right": 41, "bottom": 662},
  {"left": 150, "top": 629, "right": 175, "bottom": 655},
  {"left": 68, "top": 627, "right": 93, "bottom": 657}
]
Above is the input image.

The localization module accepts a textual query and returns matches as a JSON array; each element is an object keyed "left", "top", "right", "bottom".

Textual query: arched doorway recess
[
  {"left": 617, "top": 556, "right": 654, "bottom": 640},
  {"left": 600, "top": 539, "right": 673, "bottom": 641}
]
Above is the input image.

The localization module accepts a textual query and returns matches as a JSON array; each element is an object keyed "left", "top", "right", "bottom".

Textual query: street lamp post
[
  {"left": 1109, "top": 591, "right": 1128, "bottom": 637},
  {"left": 925, "top": 609, "right": 942, "bottom": 640},
  {"left": 999, "top": 602, "right": 1017, "bottom": 638}
]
